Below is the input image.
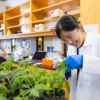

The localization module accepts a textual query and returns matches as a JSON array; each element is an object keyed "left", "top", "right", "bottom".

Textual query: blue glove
[{"left": 65, "top": 55, "right": 83, "bottom": 69}]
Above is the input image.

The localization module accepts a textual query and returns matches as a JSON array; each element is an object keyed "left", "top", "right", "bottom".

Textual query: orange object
[
  {"left": 42, "top": 58, "right": 54, "bottom": 68},
  {"left": 2, "top": 50, "right": 7, "bottom": 57}
]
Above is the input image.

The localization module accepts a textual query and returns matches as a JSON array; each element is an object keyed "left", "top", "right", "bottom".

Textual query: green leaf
[
  {"left": 30, "top": 88, "right": 39, "bottom": 97},
  {"left": 0, "top": 96, "right": 7, "bottom": 100},
  {"left": 0, "top": 84, "right": 8, "bottom": 97},
  {"left": 0, "top": 60, "right": 13, "bottom": 71},
  {"left": 11, "top": 77, "right": 22, "bottom": 94},
  {"left": 20, "top": 89, "right": 30, "bottom": 97},
  {"left": 13, "top": 96, "right": 21, "bottom": 100},
  {"left": 60, "top": 60, "right": 67, "bottom": 69},
  {"left": 23, "top": 96, "right": 29, "bottom": 100},
  {"left": 18, "top": 60, "right": 30, "bottom": 68},
  {"left": 30, "top": 84, "right": 51, "bottom": 97}
]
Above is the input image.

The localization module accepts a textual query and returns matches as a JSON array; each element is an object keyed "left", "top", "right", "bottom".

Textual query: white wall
[
  {"left": 5, "top": 0, "right": 27, "bottom": 7},
  {"left": 0, "top": 38, "right": 36, "bottom": 55},
  {"left": 44, "top": 37, "right": 62, "bottom": 52}
]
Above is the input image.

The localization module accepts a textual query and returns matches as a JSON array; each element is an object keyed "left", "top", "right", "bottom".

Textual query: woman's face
[{"left": 60, "top": 28, "right": 84, "bottom": 48}]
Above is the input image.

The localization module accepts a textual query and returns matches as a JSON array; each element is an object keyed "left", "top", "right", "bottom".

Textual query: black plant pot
[
  {"left": 7, "top": 87, "right": 20, "bottom": 100},
  {"left": 34, "top": 89, "right": 67, "bottom": 100},
  {"left": 7, "top": 92, "right": 13, "bottom": 100},
  {"left": 13, "top": 87, "right": 20, "bottom": 97}
]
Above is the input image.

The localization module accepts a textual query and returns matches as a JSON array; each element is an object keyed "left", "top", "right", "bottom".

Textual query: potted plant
[{"left": 0, "top": 58, "right": 70, "bottom": 100}]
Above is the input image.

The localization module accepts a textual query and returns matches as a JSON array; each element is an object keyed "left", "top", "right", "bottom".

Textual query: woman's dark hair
[{"left": 55, "top": 15, "right": 79, "bottom": 38}]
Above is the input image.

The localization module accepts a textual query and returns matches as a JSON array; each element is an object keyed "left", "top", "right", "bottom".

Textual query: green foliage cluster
[{"left": 0, "top": 59, "right": 70, "bottom": 100}]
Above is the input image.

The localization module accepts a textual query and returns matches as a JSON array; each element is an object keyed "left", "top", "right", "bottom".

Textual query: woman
[{"left": 56, "top": 15, "right": 100, "bottom": 100}]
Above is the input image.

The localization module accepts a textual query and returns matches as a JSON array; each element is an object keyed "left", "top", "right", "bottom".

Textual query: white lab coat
[{"left": 67, "top": 33, "right": 100, "bottom": 100}]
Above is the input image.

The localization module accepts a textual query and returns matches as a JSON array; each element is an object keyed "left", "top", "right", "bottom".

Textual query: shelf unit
[
  {"left": 0, "top": 0, "right": 80, "bottom": 39},
  {"left": 5, "top": 1, "right": 30, "bottom": 35},
  {"left": 31, "top": 0, "right": 80, "bottom": 40}
]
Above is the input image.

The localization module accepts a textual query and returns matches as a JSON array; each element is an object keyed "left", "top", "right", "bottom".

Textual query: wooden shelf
[
  {"left": 0, "top": 20, "right": 4, "bottom": 23},
  {"left": 6, "top": 12, "right": 30, "bottom": 21},
  {"left": 0, "top": 30, "right": 56, "bottom": 40},
  {"left": 6, "top": 15, "right": 21, "bottom": 21},
  {"left": 5, "top": 1, "right": 30, "bottom": 21},
  {"left": 7, "top": 22, "right": 31, "bottom": 29},
  {"left": 32, "top": 16, "right": 60, "bottom": 24},
  {"left": 5, "top": 1, "right": 29, "bottom": 12},
  {"left": 32, "top": 0, "right": 72, "bottom": 13},
  {"left": 67, "top": 9, "right": 80, "bottom": 15},
  {"left": 7, "top": 24, "right": 21, "bottom": 29},
  {"left": 5, "top": 7, "right": 20, "bottom": 17},
  {"left": 33, "top": 32, "right": 56, "bottom": 37},
  {"left": 33, "top": 30, "right": 55, "bottom": 33}
]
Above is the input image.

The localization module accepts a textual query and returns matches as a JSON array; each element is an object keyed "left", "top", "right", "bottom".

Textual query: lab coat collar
[{"left": 82, "top": 33, "right": 93, "bottom": 47}]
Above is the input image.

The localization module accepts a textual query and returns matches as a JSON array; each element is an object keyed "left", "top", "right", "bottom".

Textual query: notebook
[{"left": 30, "top": 51, "right": 47, "bottom": 63}]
